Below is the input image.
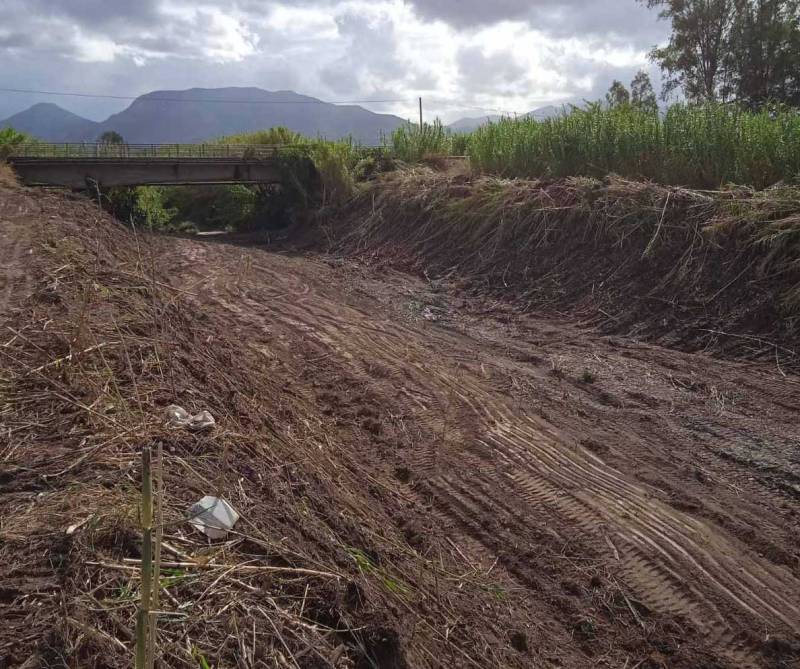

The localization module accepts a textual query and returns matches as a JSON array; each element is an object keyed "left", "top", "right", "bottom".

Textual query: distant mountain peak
[
  {"left": 1, "top": 87, "right": 405, "bottom": 144},
  {"left": 0, "top": 101, "right": 101, "bottom": 141}
]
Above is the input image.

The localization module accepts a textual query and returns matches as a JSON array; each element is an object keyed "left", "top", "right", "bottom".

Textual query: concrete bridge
[{"left": 8, "top": 143, "right": 290, "bottom": 188}]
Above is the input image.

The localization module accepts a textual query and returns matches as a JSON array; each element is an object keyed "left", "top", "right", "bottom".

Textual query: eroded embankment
[
  {"left": 2, "top": 182, "right": 800, "bottom": 669},
  {"left": 322, "top": 170, "right": 800, "bottom": 367}
]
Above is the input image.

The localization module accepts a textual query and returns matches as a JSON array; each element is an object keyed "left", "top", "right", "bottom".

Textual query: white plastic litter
[
  {"left": 165, "top": 404, "right": 215, "bottom": 431},
  {"left": 187, "top": 496, "right": 240, "bottom": 540}
]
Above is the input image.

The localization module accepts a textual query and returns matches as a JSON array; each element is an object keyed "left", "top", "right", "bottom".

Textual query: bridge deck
[{"left": 8, "top": 144, "right": 296, "bottom": 187}]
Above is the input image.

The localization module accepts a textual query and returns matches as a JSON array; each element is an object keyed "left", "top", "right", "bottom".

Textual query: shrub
[
  {"left": 0, "top": 127, "right": 35, "bottom": 159},
  {"left": 105, "top": 186, "right": 177, "bottom": 230}
]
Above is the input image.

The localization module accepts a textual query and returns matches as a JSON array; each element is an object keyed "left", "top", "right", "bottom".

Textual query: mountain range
[
  {"left": 0, "top": 88, "right": 409, "bottom": 145},
  {"left": 1, "top": 87, "right": 563, "bottom": 144}
]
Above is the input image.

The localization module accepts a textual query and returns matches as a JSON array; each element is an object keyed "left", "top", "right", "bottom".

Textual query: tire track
[{"left": 173, "top": 238, "right": 800, "bottom": 667}]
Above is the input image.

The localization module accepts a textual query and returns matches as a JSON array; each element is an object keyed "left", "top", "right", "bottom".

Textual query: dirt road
[
  {"left": 2, "top": 185, "right": 799, "bottom": 668},
  {"left": 166, "top": 234, "right": 800, "bottom": 667}
]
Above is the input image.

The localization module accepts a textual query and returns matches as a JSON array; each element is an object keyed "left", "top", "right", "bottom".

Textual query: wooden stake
[
  {"left": 145, "top": 442, "right": 164, "bottom": 669},
  {"left": 135, "top": 446, "right": 153, "bottom": 669}
]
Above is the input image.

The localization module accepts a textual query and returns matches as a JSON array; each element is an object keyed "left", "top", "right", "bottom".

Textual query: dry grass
[
  {"left": 0, "top": 204, "right": 376, "bottom": 667},
  {"left": 0, "top": 162, "right": 19, "bottom": 187},
  {"left": 1, "top": 187, "right": 532, "bottom": 669},
  {"left": 328, "top": 169, "right": 800, "bottom": 363}
]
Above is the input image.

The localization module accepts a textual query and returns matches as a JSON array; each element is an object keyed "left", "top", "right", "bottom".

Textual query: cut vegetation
[
  {"left": 2, "top": 165, "right": 800, "bottom": 669},
  {"left": 322, "top": 169, "right": 800, "bottom": 364}
]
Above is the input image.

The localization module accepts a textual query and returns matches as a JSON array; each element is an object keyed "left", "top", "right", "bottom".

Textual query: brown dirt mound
[{"left": 321, "top": 170, "right": 800, "bottom": 368}]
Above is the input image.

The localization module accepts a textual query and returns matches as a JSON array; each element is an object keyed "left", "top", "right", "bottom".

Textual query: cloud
[
  {"left": 456, "top": 46, "right": 527, "bottom": 94},
  {"left": 404, "top": 0, "right": 533, "bottom": 27},
  {"left": 320, "top": 11, "right": 406, "bottom": 95},
  {"left": 0, "top": 0, "right": 670, "bottom": 124},
  {"left": 405, "top": 0, "right": 668, "bottom": 47}
]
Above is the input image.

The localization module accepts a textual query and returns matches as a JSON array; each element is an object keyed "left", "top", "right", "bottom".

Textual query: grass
[
  {"left": 347, "top": 547, "right": 412, "bottom": 598},
  {"left": 467, "top": 103, "right": 800, "bottom": 189},
  {"left": 390, "top": 119, "right": 453, "bottom": 163},
  {"left": 0, "top": 162, "right": 19, "bottom": 187},
  {"left": 5, "top": 101, "right": 800, "bottom": 192},
  {"left": 0, "top": 127, "right": 30, "bottom": 187}
]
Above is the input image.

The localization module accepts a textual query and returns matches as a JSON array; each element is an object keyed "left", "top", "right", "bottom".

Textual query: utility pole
[{"left": 419, "top": 97, "right": 423, "bottom": 129}]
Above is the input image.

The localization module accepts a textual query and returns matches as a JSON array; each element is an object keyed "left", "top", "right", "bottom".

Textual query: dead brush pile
[
  {"left": 330, "top": 169, "right": 800, "bottom": 364},
  {"left": 0, "top": 162, "right": 19, "bottom": 188},
  {"left": 0, "top": 186, "right": 551, "bottom": 668}
]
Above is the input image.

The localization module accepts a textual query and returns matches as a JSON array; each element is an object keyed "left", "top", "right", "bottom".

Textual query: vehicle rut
[{"left": 173, "top": 239, "right": 800, "bottom": 667}]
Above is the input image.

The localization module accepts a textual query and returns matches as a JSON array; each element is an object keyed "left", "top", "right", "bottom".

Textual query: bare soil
[{"left": 1, "top": 185, "right": 799, "bottom": 669}]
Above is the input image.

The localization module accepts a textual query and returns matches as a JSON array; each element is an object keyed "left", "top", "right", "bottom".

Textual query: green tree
[
  {"left": 631, "top": 70, "right": 659, "bottom": 111},
  {"left": 724, "top": 0, "right": 800, "bottom": 107},
  {"left": 644, "top": 0, "right": 735, "bottom": 101},
  {"left": 106, "top": 186, "right": 176, "bottom": 230},
  {"left": 606, "top": 80, "right": 632, "bottom": 107},
  {"left": 645, "top": 0, "right": 800, "bottom": 106},
  {"left": 99, "top": 130, "right": 124, "bottom": 144}
]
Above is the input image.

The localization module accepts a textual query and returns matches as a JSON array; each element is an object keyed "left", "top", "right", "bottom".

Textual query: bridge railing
[{"left": 8, "top": 143, "right": 305, "bottom": 160}]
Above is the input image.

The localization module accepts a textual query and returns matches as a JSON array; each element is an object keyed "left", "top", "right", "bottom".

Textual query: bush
[
  {"left": 105, "top": 186, "right": 176, "bottom": 230},
  {"left": 0, "top": 127, "right": 35, "bottom": 159}
]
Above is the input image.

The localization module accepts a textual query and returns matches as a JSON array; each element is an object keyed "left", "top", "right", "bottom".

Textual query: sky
[{"left": 0, "top": 0, "right": 671, "bottom": 123}]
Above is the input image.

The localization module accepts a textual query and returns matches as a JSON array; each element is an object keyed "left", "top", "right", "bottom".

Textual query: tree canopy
[
  {"left": 605, "top": 72, "right": 658, "bottom": 111},
  {"left": 606, "top": 80, "right": 632, "bottom": 107},
  {"left": 99, "top": 130, "right": 124, "bottom": 144},
  {"left": 646, "top": 0, "right": 800, "bottom": 106}
]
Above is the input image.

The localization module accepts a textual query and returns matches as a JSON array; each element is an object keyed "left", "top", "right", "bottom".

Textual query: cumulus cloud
[
  {"left": 0, "top": 0, "right": 669, "bottom": 123},
  {"left": 320, "top": 11, "right": 406, "bottom": 95}
]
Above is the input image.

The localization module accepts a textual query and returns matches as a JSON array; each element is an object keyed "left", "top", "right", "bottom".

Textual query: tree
[
  {"left": 606, "top": 80, "right": 631, "bottom": 107},
  {"left": 631, "top": 70, "right": 659, "bottom": 111},
  {"left": 99, "top": 130, "right": 124, "bottom": 144},
  {"left": 644, "top": 0, "right": 735, "bottom": 101},
  {"left": 644, "top": 0, "right": 800, "bottom": 106},
  {"left": 724, "top": 0, "right": 800, "bottom": 107}
]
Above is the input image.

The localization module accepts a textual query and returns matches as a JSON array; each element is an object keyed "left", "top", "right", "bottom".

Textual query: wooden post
[
  {"left": 135, "top": 446, "right": 153, "bottom": 669},
  {"left": 145, "top": 442, "right": 163, "bottom": 669},
  {"left": 419, "top": 97, "right": 423, "bottom": 129}
]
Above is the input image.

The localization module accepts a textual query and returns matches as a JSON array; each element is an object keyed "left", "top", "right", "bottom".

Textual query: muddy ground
[{"left": 1, "top": 185, "right": 799, "bottom": 669}]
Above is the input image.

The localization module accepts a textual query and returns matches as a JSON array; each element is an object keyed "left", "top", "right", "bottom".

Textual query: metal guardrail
[{"left": 8, "top": 143, "right": 305, "bottom": 159}]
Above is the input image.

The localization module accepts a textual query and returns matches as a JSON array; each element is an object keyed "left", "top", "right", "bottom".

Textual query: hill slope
[
  {"left": 0, "top": 88, "right": 408, "bottom": 144},
  {"left": 0, "top": 102, "right": 101, "bottom": 142}
]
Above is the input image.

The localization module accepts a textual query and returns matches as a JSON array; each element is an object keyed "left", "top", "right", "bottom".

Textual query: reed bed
[{"left": 467, "top": 104, "right": 800, "bottom": 189}]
